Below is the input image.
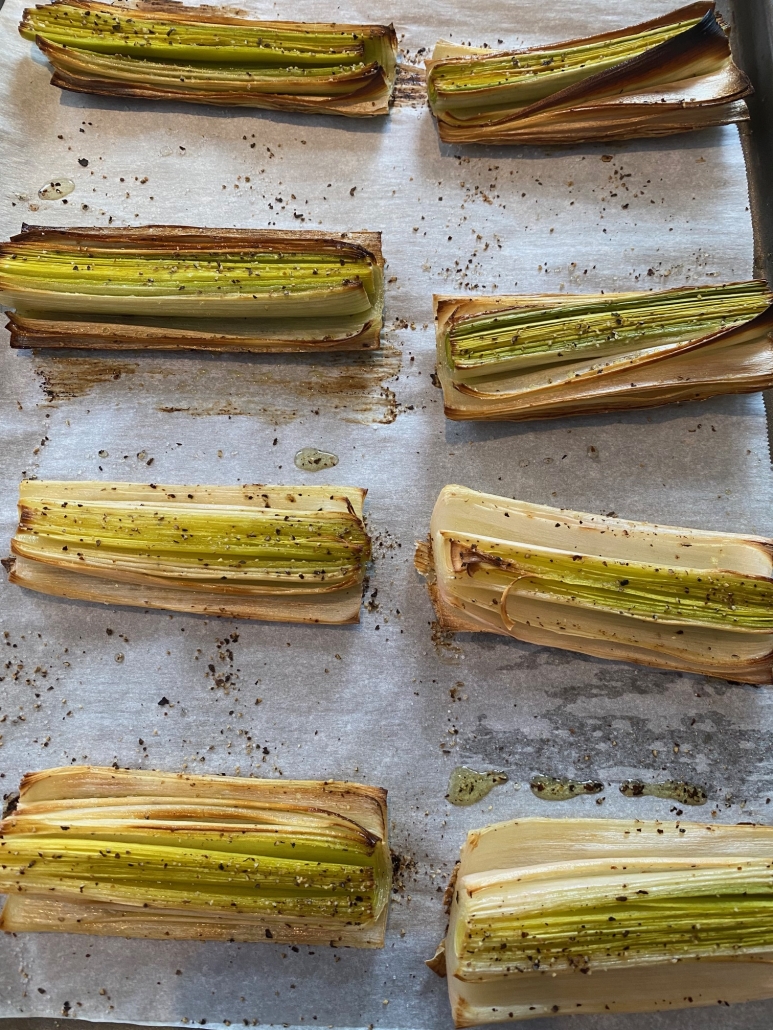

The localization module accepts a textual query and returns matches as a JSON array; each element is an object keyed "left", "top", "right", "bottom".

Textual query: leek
[
  {"left": 434, "top": 817, "right": 773, "bottom": 1025},
  {"left": 426, "top": 3, "right": 752, "bottom": 144},
  {"left": 416, "top": 485, "right": 773, "bottom": 682},
  {"left": 0, "top": 766, "right": 390, "bottom": 946},
  {"left": 435, "top": 281, "right": 773, "bottom": 420},
  {"left": 4, "top": 480, "right": 371, "bottom": 623},
  {"left": 20, "top": 0, "right": 397, "bottom": 115},
  {"left": 1, "top": 226, "right": 384, "bottom": 353}
]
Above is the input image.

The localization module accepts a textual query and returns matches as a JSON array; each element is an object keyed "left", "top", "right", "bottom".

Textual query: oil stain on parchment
[
  {"left": 620, "top": 779, "right": 708, "bottom": 807},
  {"left": 36, "top": 357, "right": 139, "bottom": 400},
  {"left": 34, "top": 346, "right": 401, "bottom": 425},
  {"left": 447, "top": 766, "right": 508, "bottom": 806},
  {"left": 393, "top": 62, "right": 427, "bottom": 107}
]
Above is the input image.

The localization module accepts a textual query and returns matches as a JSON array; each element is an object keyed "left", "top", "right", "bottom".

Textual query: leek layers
[
  {"left": 0, "top": 765, "right": 390, "bottom": 946},
  {"left": 435, "top": 282, "right": 773, "bottom": 420},
  {"left": 426, "top": 3, "right": 752, "bottom": 145},
  {"left": 0, "top": 225, "right": 385, "bottom": 353},
  {"left": 416, "top": 485, "right": 773, "bottom": 683},
  {"left": 5, "top": 480, "right": 371, "bottom": 623},
  {"left": 20, "top": 0, "right": 397, "bottom": 116},
  {"left": 434, "top": 817, "right": 773, "bottom": 1025}
]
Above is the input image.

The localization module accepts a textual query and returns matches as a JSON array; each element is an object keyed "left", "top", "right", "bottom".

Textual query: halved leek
[
  {"left": 20, "top": 0, "right": 397, "bottom": 116},
  {"left": 0, "top": 765, "right": 390, "bottom": 946},
  {"left": 435, "top": 281, "right": 773, "bottom": 420},
  {"left": 1, "top": 226, "right": 384, "bottom": 353},
  {"left": 426, "top": 3, "right": 752, "bottom": 145},
  {"left": 4, "top": 480, "right": 371, "bottom": 623},
  {"left": 416, "top": 485, "right": 773, "bottom": 682},
  {"left": 433, "top": 817, "right": 773, "bottom": 1025}
]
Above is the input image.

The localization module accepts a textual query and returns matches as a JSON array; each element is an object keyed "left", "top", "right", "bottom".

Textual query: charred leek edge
[
  {"left": 1, "top": 226, "right": 384, "bottom": 352},
  {"left": 5, "top": 481, "right": 371, "bottom": 624},
  {"left": 20, "top": 0, "right": 397, "bottom": 115},
  {"left": 434, "top": 283, "right": 773, "bottom": 420},
  {"left": 416, "top": 485, "right": 773, "bottom": 683},
  {"left": 425, "top": 3, "right": 752, "bottom": 144},
  {"left": 436, "top": 818, "right": 773, "bottom": 1026},
  {"left": 0, "top": 766, "right": 390, "bottom": 946}
]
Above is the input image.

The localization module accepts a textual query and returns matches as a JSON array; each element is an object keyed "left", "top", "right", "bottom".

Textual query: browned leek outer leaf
[
  {"left": 434, "top": 288, "right": 773, "bottom": 421},
  {"left": 426, "top": 3, "right": 752, "bottom": 145},
  {"left": 2, "top": 225, "right": 384, "bottom": 353},
  {"left": 417, "top": 485, "right": 773, "bottom": 683},
  {"left": 436, "top": 817, "right": 773, "bottom": 1026},
  {"left": 21, "top": 0, "right": 397, "bottom": 116},
  {"left": 0, "top": 766, "right": 390, "bottom": 947},
  {"left": 5, "top": 481, "right": 371, "bottom": 624}
]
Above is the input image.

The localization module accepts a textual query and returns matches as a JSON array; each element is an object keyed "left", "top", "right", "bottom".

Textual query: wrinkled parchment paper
[{"left": 2, "top": 0, "right": 773, "bottom": 1027}]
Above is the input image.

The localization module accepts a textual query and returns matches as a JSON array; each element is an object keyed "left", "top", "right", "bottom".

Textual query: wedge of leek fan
[
  {"left": 430, "top": 817, "right": 773, "bottom": 1025},
  {"left": 435, "top": 281, "right": 773, "bottom": 420},
  {"left": 0, "top": 765, "right": 390, "bottom": 945},
  {"left": 3, "top": 480, "right": 371, "bottom": 623},
  {"left": 426, "top": 2, "right": 752, "bottom": 145},
  {"left": 0, "top": 225, "right": 385, "bottom": 353},
  {"left": 19, "top": 0, "right": 397, "bottom": 115},
  {"left": 415, "top": 485, "right": 773, "bottom": 683}
]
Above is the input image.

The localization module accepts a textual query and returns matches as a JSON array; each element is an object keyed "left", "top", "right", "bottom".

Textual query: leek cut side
[
  {"left": 416, "top": 485, "right": 773, "bottom": 682},
  {"left": 5, "top": 480, "right": 371, "bottom": 623},
  {"left": 435, "top": 281, "right": 773, "bottom": 419},
  {"left": 436, "top": 817, "right": 773, "bottom": 1025},
  {"left": 426, "top": 3, "right": 752, "bottom": 144},
  {"left": 0, "top": 766, "right": 390, "bottom": 946},
  {"left": 20, "top": 0, "right": 397, "bottom": 115},
  {"left": 2, "top": 225, "right": 384, "bottom": 353}
]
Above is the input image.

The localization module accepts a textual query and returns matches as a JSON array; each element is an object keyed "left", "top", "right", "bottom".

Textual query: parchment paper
[{"left": 1, "top": 0, "right": 773, "bottom": 1027}]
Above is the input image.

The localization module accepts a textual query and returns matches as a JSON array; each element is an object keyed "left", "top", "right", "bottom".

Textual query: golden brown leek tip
[
  {"left": 426, "top": 4, "right": 751, "bottom": 145},
  {"left": 0, "top": 765, "right": 390, "bottom": 947},
  {"left": 20, "top": 2, "right": 397, "bottom": 116},
  {"left": 1, "top": 225, "right": 385, "bottom": 354},
  {"left": 434, "top": 283, "right": 773, "bottom": 422}
]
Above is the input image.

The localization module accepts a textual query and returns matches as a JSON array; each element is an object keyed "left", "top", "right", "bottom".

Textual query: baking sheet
[{"left": 1, "top": 0, "right": 773, "bottom": 1027}]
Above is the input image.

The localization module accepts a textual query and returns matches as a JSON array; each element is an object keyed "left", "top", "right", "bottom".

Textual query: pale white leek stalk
[
  {"left": 0, "top": 766, "right": 390, "bottom": 946},
  {"left": 416, "top": 485, "right": 773, "bottom": 683},
  {"left": 4, "top": 480, "right": 371, "bottom": 623},
  {"left": 433, "top": 817, "right": 773, "bottom": 1025}
]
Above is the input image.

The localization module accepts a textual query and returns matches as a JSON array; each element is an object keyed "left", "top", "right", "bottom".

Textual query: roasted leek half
[
  {"left": 20, "top": 0, "right": 397, "bottom": 115},
  {"left": 426, "top": 3, "right": 751, "bottom": 145},
  {"left": 435, "top": 282, "right": 773, "bottom": 420},
  {"left": 432, "top": 817, "right": 773, "bottom": 1025},
  {"left": 1, "top": 225, "right": 384, "bottom": 353},
  {"left": 4, "top": 480, "right": 371, "bottom": 623},
  {"left": 0, "top": 765, "right": 390, "bottom": 946},
  {"left": 416, "top": 485, "right": 773, "bottom": 683}
]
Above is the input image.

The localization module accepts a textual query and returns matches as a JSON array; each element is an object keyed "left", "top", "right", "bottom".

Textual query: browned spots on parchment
[
  {"left": 35, "top": 357, "right": 139, "bottom": 400},
  {"left": 393, "top": 63, "right": 427, "bottom": 108},
  {"left": 34, "top": 346, "right": 401, "bottom": 425}
]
